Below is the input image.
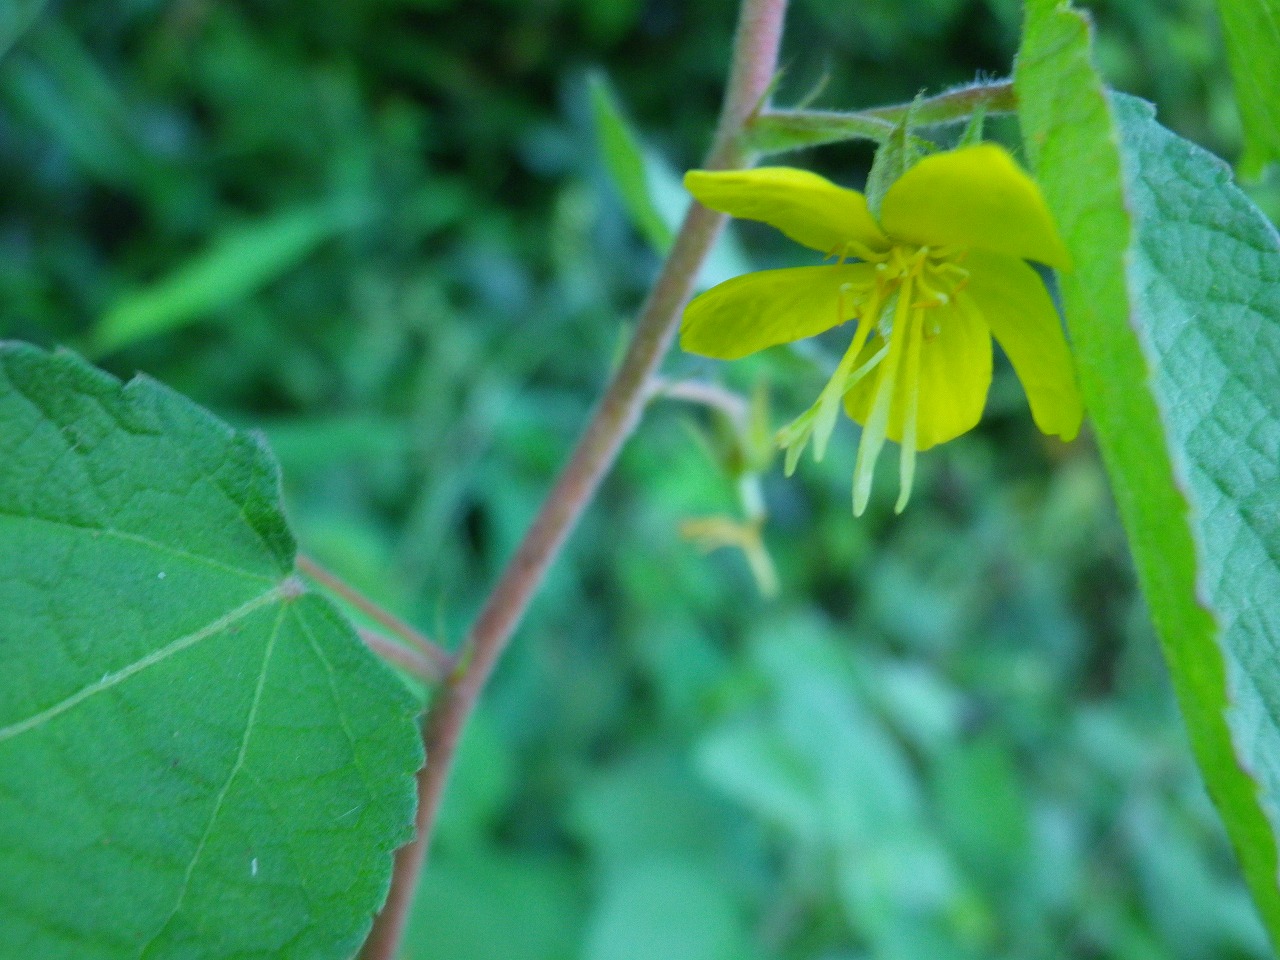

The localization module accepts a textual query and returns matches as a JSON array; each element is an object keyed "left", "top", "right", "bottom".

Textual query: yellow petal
[
  {"left": 879, "top": 144, "right": 1072, "bottom": 269},
  {"left": 685, "top": 168, "right": 890, "bottom": 256},
  {"left": 961, "top": 251, "right": 1083, "bottom": 441},
  {"left": 843, "top": 299, "right": 992, "bottom": 450},
  {"left": 681, "top": 264, "right": 876, "bottom": 360}
]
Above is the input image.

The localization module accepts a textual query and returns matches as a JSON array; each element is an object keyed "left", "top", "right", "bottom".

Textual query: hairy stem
[
  {"left": 862, "top": 78, "right": 1015, "bottom": 125},
  {"left": 357, "top": 1, "right": 790, "bottom": 957},
  {"left": 747, "top": 78, "right": 1016, "bottom": 154}
]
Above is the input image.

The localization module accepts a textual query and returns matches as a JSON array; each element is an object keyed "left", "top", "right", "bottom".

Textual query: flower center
[{"left": 775, "top": 244, "right": 971, "bottom": 515}]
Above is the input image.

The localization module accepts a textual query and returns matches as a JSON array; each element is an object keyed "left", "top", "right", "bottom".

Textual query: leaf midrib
[{"left": 0, "top": 582, "right": 291, "bottom": 743}]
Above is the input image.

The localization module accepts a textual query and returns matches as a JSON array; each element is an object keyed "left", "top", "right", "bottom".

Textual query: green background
[{"left": 2, "top": 1, "right": 1277, "bottom": 957}]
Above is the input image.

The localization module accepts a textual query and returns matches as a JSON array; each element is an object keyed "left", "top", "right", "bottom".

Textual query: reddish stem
[
  {"left": 357, "top": 2, "right": 790, "bottom": 957},
  {"left": 296, "top": 554, "right": 454, "bottom": 680},
  {"left": 357, "top": 627, "right": 445, "bottom": 684}
]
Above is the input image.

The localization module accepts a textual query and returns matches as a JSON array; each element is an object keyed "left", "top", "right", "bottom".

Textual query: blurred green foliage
[{"left": 0, "top": 0, "right": 1273, "bottom": 957}]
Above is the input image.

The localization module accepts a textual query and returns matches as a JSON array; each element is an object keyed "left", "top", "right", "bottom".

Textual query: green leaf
[
  {"left": 582, "top": 860, "right": 751, "bottom": 960},
  {"left": 587, "top": 71, "right": 673, "bottom": 254},
  {"left": 1113, "top": 86, "right": 1280, "bottom": 937},
  {"left": 1215, "top": 0, "right": 1280, "bottom": 178},
  {"left": 864, "top": 101, "right": 930, "bottom": 220},
  {"left": 574, "top": 753, "right": 731, "bottom": 866},
  {"left": 406, "top": 848, "right": 583, "bottom": 960},
  {"left": 0, "top": 344, "right": 422, "bottom": 959},
  {"left": 94, "top": 203, "right": 359, "bottom": 355},
  {"left": 1, "top": 34, "right": 152, "bottom": 192},
  {"left": 696, "top": 717, "right": 822, "bottom": 845},
  {"left": 1016, "top": 1, "right": 1280, "bottom": 944},
  {"left": 956, "top": 103, "right": 986, "bottom": 148},
  {"left": 933, "top": 737, "right": 1030, "bottom": 890}
]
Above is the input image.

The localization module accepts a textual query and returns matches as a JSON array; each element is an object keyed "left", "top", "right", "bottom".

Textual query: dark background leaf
[{"left": 1215, "top": 0, "right": 1280, "bottom": 178}]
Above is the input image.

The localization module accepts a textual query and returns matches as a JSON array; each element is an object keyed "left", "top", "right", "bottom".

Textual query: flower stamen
[
  {"left": 776, "top": 283, "right": 879, "bottom": 473},
  {"left": 852, "top": 273, "right": 914, "bottom": 516},
  {"left": 775, "top": 244, "right": 982, "bottom": 514},
  {"left": 896, "top": 305, "right": 925, "bottom": 513}
]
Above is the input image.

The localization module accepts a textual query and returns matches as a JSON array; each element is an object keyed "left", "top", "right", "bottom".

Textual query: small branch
[
  {"left": 648, "top": 376, "right": 751, "bottom": 427},
  {"left": 746, "top": 78, "right": 1016, "bottom": 154},
  {"left": 295, "top": 554, "right": 454, "bottom": 678},
  {"left": 357, "top": 1, "right": 791, "bottom": 958},
  {"left": 861, "top": 78, "right": 1016, "bottom": 125},
  {"left": 358, "top": 627, "right": 447, "bottom": 684},
  {"left": 746, "top": 110, "right": 893, "bottom": 153}
]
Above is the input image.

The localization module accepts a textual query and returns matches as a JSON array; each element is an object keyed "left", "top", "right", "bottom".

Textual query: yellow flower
[{"left": 681, "top": 143, "right": 1083, "bottom": 515}]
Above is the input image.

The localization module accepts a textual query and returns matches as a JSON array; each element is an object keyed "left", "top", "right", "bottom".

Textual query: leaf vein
[
  {"left": 0, "top": 509, "right": 277, "bottom": 584},
  {"left": 0, "top": 584, "right": 287, "bottom": 743},
  {"left": 137, "top": 603, "right": 287, "bottom": 958}
]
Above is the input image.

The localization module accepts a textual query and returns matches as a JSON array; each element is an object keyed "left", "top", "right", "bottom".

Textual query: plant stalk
[
  {"left": 297, "top": 554, "right": 453, "bottom": 679},
  {"left": 357, "top": 628, "right": 446, "bottom": 684},
  {"left": 356, "top": 1, "right": 790, "bottom": 957},
  {"left": 746, "top": 78, "right": 1016, "bottom": 153}
]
